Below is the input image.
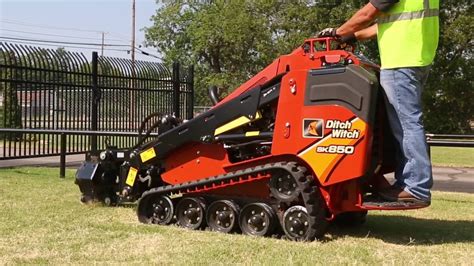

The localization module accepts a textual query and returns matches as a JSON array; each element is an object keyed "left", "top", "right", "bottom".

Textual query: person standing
[{"left": 318, "top": 0, "right": 439, "bottom": 204}]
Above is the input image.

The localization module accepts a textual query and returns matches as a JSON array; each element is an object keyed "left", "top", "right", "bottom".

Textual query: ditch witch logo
[{"left": 303, "top": 119, "right": 324, "bottom": 138}]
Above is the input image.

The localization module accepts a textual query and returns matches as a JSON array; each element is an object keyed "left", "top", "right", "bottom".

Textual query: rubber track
[
  {"left": 287, "top": 162, "right": 329, "bottom": 240},
  {"left": 137, "top": 161, "right": 328, "bottom": 240}
]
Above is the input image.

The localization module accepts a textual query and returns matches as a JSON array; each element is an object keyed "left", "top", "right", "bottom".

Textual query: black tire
[
  {"left": 206, "top": 200, "right": 240, "bottom": 233},
  {"left": 239, "top": 203, "right": 278, "bottom": 237},
  {"left": 269, "top": 169, "right": 300, "bottom": 202},
  {"left": 176, "top": 197, "right": 206, "bottom": 230},
  {"left": 137, "top": 195, "right": 174, "bottom": 224},
  {"left": 289, "top": 163, "right": 329, "bottom": 240}
]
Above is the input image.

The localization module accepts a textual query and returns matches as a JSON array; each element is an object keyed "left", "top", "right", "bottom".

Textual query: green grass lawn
[
  {"left": 0, "top": 167, "right": 473, "bottom": 264},
  {"left": 430, "top": 147, "right": 474, "bottom": 168}
]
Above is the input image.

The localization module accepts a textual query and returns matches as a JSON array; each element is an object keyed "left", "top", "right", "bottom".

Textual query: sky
[{"left": 0, "top": 0, "right": 161, "bottom": 61}]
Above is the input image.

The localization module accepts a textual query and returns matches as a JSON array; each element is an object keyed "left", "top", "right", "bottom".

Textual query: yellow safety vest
[{"left": 377, "top": 0, "right": 439, "bottom": 69}]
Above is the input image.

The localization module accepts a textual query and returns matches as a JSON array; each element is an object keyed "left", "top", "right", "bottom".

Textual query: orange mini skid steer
[{"left": 76, "top": 37, "right": 429, "bottom": 241}]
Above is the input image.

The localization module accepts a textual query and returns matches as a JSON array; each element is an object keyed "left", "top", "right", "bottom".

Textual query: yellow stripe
[
  {"left": 214, "top": 112, "right": 262, "bottom": 136},
  {"left": 245, "top": 131, "right": 260, "bottom": 137}
]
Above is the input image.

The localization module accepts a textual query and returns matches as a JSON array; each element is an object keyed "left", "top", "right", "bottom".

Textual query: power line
[
  {"left": 135, "top": 47, "right": 162, "bottom": 61},
  {"left": 1, "top": 19, "right": 152, "bottom": 50},
  {"left": 0, "top": 36, "right": 162, "bottom": 58},
  {"left": 1, "top": 19, "right": 103, "bottom": 33},
  {"left": 0, "top": 40, "right": 164, "bottom": 60},
  {"left": 1, "top": 19, "right": 134, "bottom": 42},
  {"left": 102, "top": 32, "right": 153, "bottom": 52},
  {"left": 0, "top": 39, "right": 131, "bottom": 52},
  {"left": 0, "top": 36, "right": 130, "bottom": 47},
  {"left": 0, "top": 16, "right": 162, "bottom": 59},
  {"left": 1, "top": 29, "right": 124, "bottom": 42},
  {"left": 108, "top": 32, "right": 132, "bottom": 42},
  {"left": 101, "top": 32, "right": 162, "bottom": 60},
  {"left": 0, "top": 37, "right": 162, "bottom": 59}
]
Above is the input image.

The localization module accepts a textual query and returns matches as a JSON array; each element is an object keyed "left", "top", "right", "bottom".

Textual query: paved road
[
  {"left": 0, "top": 155, "right": 472, "bottom": 193},
  {"left": 386, "top": 167, "right": 473, "bottom": 193}
]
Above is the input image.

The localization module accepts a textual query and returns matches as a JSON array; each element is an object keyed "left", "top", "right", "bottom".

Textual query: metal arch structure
[{"left": 0, "top": 42, "right": 194, "bottom": 160}]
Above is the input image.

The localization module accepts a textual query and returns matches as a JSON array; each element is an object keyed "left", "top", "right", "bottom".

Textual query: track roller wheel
[
  {"left": 206, "top": 200, "right": 240, "bottom": 233},
  {"left": 239, "top": 203, "right": 277, "bottom": 236},
  {"left": 137, "top": 195, "right": 174, "bottom": 224},
  {"left": 176, "top": 197, "right": 206, "bottom": 230},
  {"left": 282, "top": 206, "right": 313, "bottom": 241},
  {"left": 269, "top": 169, "right": 299, "bottom": 202}
]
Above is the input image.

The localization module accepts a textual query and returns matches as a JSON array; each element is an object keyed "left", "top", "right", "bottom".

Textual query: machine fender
[
  {"left": 75, "top": 161, "right": 101, "bottom": 181},
  {"left": 75, "top": 161, "right": 103, "bottom": 200}
]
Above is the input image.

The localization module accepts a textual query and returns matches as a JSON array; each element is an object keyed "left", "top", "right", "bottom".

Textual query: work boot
[
  {"left": 373, "top": 174, "right": 392, "bottom": 190},
  {"left": 379, "top": 187, "right": 430, "bottom": 206}
]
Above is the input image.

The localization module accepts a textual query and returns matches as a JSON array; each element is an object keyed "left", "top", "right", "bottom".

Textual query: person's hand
[
  {"left": 317, "top": 27, "right": 338, "bottom": 38},
  {"left": 339, "top": 33, "right": 357, "bottom": 47}
]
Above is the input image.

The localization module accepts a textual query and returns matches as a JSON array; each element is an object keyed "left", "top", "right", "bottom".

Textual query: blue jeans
[{"left": 380, "top": 66, "right": 433, "bottom": 201}]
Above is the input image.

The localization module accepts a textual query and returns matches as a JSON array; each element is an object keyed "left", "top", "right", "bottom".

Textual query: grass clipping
[{"left": 0, "top": 167, "right": 473, "bottom": 265}]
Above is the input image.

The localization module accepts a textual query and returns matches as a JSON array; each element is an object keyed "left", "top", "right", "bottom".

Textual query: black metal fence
[{"left": 0, "top": 42, "right": 193, "bottom": 159}]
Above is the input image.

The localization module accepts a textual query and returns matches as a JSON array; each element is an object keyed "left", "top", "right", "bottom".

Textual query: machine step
[{"left": 361, "top": 196, "right": 429, "bottom": 210}]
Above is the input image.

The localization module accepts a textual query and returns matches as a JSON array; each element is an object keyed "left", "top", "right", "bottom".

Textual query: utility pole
[
  {"left": 101, "top": 32, "right": 105, "bottom": 56},
  {"left": 130, "top": 0, "right": 136, "bottom": 129},
  {"left": 131, "top": 0, "right": 136, "bottom": 80}
]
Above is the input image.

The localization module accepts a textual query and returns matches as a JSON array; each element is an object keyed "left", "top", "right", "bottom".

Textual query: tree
[
  {"left": 423, "top": 0, "right": 473, "bottom": 134},
  {"left": 145, "top": 0, "right": 472, "bottom": 133},
  {"left": 0, "top": 49, "right": 22, "bottom": 138},
  {"left": 145, "top": 0, "right": 383, "bottom": 103}
]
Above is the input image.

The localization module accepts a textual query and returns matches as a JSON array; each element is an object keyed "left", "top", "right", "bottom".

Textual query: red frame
[{"left": 161, "top": 38, "right": 425, "bottom": 216}]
